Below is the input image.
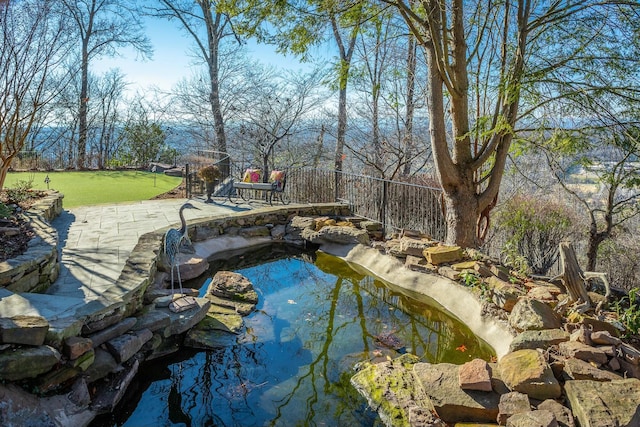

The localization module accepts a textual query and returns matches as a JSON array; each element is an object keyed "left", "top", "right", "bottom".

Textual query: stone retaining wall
[
  {"left": 0, "top": 191, "right": 62, "bottom": 293},
  {"left": 0, "top": 202, "right": 356, "bottom": 426}
]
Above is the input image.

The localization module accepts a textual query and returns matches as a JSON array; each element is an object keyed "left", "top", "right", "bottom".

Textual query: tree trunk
[
  {"left": 334, "top": 75, "right": 348, "bottom": 172},
  {"left": 402, "top": 33, "right": 417, "bottom": 176},
  {"left": 199, "top": 0, "right": 228, "bottom": 176},
  {"left": 442, "top": 183, "right": 479, "bottom": 247},
  {"left": 78, "top": 40, "right": 89, "bottom": 169},
  {"left": 559, "top": 242, "right": 591, "bottom": 306},
  {"left": 313, "top": 125, "right": 325, "bottom": 168},
  {"left": 331, "top": 15, "right": 357, "bottom": 172}
]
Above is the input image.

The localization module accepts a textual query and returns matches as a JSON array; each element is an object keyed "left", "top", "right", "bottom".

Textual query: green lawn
[{"left": 4, "top": 171, "right": 183, "bottom": 208}]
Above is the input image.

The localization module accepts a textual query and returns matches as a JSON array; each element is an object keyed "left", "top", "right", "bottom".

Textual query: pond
[{"left": 92, "top": 246, "right": 494, "bottom": 427}]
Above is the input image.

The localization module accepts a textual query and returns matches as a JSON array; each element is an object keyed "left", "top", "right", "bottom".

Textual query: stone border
[
  {"left": 0, "top": 191, "right": 63, "bottom": 293},
  {"left": 0, "top": 202, "right": 543, "bottom": 426}
]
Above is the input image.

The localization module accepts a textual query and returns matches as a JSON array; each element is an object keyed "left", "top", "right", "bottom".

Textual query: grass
[{"left": 4, "top": 171, "right": 183, "bottom": 208}]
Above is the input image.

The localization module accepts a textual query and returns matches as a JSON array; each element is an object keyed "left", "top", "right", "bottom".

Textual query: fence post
[
  {"left": 185, "top": 163, "right": 191, "bottom": 198},
  {"left": 381, "top": 179, "right": 388, "bottom": 233},
  {"left": 334, "top": 169, "right": 339, "bottom": 202}
]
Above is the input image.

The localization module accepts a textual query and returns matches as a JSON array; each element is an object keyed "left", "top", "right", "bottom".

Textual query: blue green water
[{"left": 93, "top": 250, "right": 494, "bottom": 426}]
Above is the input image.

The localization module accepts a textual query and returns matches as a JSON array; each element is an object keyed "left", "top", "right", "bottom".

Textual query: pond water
[{"left": 92, "top": 247, "right": 494, "bottom": 427}]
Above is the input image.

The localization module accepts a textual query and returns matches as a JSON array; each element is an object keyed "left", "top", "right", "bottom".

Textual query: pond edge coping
[{"left": 319, "top": 242, "right": 513, "bottom": 359}]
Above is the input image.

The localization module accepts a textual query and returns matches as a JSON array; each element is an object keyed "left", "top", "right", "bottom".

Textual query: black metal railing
[
  {"left": 287, "top": 168, "right": 445, "bottom": 240},
  {"left": 186, "top": 161, "right": 446, "bottom": 240},
  {"left": 185, "top": 150, "right": 233, "bottom": 198}
]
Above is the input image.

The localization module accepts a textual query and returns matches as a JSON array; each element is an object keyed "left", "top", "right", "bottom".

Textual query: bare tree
[
  {"left": 233, "top": 66, "right": 326, "bottom": 175},
  {"left": 150, "top": 0, "right": 241, "bottom": 173},
  {"left": 61, "top": 0, "right": 151, "bottom": 169},
  {"left": 349, "top": 9, "right": 430, "bottom": 180},
  {"left": 92, "top": 70, "right": 128, "bottom": 169},
  {"left": 0, "top": 1, "right": 73, "bottom": 189},
  {"left": 168, "top": 45, "right": 252, "bottom": 152},
  {"left": 544, "top": 124, "right": 640, "bottom": 272}
]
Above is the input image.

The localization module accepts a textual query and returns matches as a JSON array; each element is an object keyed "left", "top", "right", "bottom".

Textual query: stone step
[{"left": 0, "top": 290, "right": 124, "bottom": 347}]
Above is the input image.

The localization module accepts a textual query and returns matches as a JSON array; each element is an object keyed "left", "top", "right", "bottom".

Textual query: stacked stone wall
[{"left": 0, "top": 191, "right": 62, "bottom": 293}]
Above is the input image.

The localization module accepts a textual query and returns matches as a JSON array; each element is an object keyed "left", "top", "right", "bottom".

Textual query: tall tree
[
  {"left": 0, "top": 0, "right": 73, "bottom": 189},
  {"left": 223, "top": 0, "right": 367, "bottom": 172},
  {"left": 233, "top": 65, "right": 325, "bottom": 175},
  {"left": 349, "top": 9, "right": 429, "bottom": 179},
  {"left": 387, "top": 0, "right": 640, "bottom": 248},
  {"left": 151, "top": 0, "right": 239, "bottom": 174},
  {"left": 61, "top": 0, "right": 151, "bottom": 169},
  {"left": 92, "top": 70, "right": 128, "bottom": 169}
]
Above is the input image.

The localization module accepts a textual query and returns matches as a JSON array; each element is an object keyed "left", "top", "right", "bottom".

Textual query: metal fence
[
  {"left": 186, "top": 160, "right": 445, "bottom": 239},
  {"left": 287, "top": 168, "right": 446, "bottom": 240},
  {"left": 185, "top": 150, "right": 233, "bottom": 198}
]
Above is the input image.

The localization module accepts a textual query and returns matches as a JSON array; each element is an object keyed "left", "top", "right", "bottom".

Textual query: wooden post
[{"left": 559, "top": 242, "right": 592, "bottom": 307}]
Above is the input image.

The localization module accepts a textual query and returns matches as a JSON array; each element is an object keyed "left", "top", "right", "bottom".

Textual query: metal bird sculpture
[{"left": 163, "top": 202, "right": 200, "bottom": 298}]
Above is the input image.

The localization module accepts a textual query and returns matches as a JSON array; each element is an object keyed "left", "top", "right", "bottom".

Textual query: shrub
[
  {"left": 198, "top": 165, "right": 221, "bottom": 182},
  {"left": 613, "top": 287, "right": 640, "bottom": 338},
  {"left": 0, "top": 202, "right": 12, "bottom": 218},
  {"left": 492, "top": 195, "right": 579, "bottom": 275},
  {"left": 5, "top": 178, "right": 34, "bottom": 204},
  {"left": 597, "top": 236, "right": 640, "bottom": 292}
]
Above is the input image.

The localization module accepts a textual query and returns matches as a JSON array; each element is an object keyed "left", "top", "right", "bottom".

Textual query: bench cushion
[
  {"left": 269, "top": 170, "right": 285, "bottom": 191},
  {"left": 242, "top": 168, "right": 261, "bottom": 183}
]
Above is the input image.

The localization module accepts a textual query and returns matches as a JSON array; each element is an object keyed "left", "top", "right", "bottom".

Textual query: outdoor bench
[{"left": 228, "top": 169, "right": 290, "bottom": 205}]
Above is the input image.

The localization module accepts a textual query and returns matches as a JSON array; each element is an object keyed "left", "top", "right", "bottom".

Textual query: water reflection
[{"left": 92, "top": 248, "right": 493, "bottom": 427}]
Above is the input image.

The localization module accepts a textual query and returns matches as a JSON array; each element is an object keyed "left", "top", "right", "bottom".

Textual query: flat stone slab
[
  {"left": 0, "top": 315, "right": 49, "bottom": 346},
  {"left": 104, "top": 329, "right": 153, "bottom": 363},
  {"left": 413, "top": 362, "right": 501, "bottom": 423},
  {"left": 509, "top": 329, "right": 570, "bottom": 352},
  {"left": 162, "top": 297, "right": 210, "bottom": 336},
  {"left": 564, "top": 379, "right": 640, "bottom": 427},
  {"left": 562, "top": 357, "right": 622, "bottom": 382},
  {"left": 184, "top": 329, "right": 238, "bottom": 350},
  {"left": 0, "top": 345, "right": 61, "bottom": 381},
  {"left": 351, "top": 354, "right": 444, "bottom": 427}
]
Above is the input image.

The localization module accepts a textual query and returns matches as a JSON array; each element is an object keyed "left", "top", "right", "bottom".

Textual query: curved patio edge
[{"left": 320, "top": 243, "right": 514, "bottom": 359}]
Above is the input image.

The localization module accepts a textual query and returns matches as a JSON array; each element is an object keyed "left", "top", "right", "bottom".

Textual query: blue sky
[{"left": 92, "top": 17, "right": 317, "bottom": 95}]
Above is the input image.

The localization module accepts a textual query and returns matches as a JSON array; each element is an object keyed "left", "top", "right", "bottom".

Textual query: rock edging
[{"left": 0, "top": 191, "right": 62, "bottom": 293}]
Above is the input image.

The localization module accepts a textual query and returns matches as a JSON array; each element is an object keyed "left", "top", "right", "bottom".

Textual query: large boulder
[
  {"left": 498, "top": 349, "right": 561, "bottom": 400},
  {"left": 0, "top": 345, "right": 61, "bottom": 381},
  {"left": 413, "top": 362, "right": 501, "bottom": 423},
  {"left": 350, "top": 354, "right": 445, "bottom": 427},
  {"left": 509, "top": 299, "right": 562, "bottom": 332},
  {"left": 205, "top": 271, "right": 258, "bottom": 315},
  {"left": 509, "top": 329, "right": 570, "bottom": 352},
  {"left": 564, "top": 379, "right": 640, "bottom": 427},
  {"left": 207, "top": 271, "right": 258, "bottom": 303}
]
